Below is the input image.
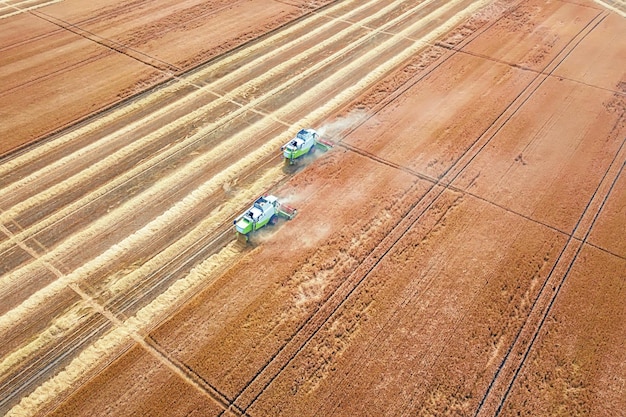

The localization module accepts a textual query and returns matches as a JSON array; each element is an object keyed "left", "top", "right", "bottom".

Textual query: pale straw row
[
  {"left": 0, "top": 0, "right": 425, "bottom": 263},
  {"left": 0, "top": 0, "right": 492, "bottom": 338},
  {"left": 0, "top": 0, "right": 367, "bottom": 178},
  {"left": 0, "top": 0, "right": 404, "bottom": 226}
]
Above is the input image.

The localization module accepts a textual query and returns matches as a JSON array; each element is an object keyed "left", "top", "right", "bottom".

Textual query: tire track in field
[
  {"left": 466, "top": 10, "right": 620, "bottom": 417},
  {"left": 0, "top": 0, "right": 145, "bottom": 50},
  {"left": 29, "top": 0, "right": 257, "bottom": 76},
  {"left": 204, "top": 1, "right": 506, "bottom": 415},
  {"left": 31, "top": 10, "right": 181, "bottom": 72},
  {"left": 225, "top": 2, "right": 616, "bottom": 414},
  {"left": 2, "top": 1, "right": 480, "bottom": 413}
]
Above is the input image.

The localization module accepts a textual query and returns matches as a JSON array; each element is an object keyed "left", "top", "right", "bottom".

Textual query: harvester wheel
[
  {"left": 308, "top": 145, "right": 316, "bottom": 154},
  {"left": 269, "top": 215, "right": 278, "bottom": 225}
]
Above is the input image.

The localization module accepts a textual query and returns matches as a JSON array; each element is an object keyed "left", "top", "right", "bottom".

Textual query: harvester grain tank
[
  {"left": 234, "top": 195, "right": 297, "bottom": 241},
  {"left": 281, "top": 128, "right": 334, "bottom": 165}
]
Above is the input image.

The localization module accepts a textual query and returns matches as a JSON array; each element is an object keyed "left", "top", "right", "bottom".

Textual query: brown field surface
[{"left": 0, "top": 0, "right": 624, "bottom": 416}]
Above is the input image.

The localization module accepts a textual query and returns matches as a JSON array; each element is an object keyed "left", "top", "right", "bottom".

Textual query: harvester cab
[
  {"left": 281, "top": 128, "right": 333, "bottom": 165},
  {"left": 234, "top": 195, "right": 297, "bottom": 242}
]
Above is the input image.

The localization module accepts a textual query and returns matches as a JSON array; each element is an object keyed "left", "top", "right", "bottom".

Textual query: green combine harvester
[
  {"left": 234, "top": 195, "right": 297, "bottom": 242},
  {"left": 281, "top": 128, "right": 334, "bottom": 165}
]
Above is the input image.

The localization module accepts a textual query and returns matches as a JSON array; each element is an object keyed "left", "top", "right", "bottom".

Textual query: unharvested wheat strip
[
  {"left": 5, "top": 5, "right": 491, "bottom": 413},
  {"left": 0, "top": 0, "right": 424, "bottom": 249},
  {"left": 0, "top": 0, "right": 365, "bottom": 176},
  {"left": 0, "top": 0, "right": 398, "bottom": 211},
  {"left": 0, "top": 0, "right": 489, "bottom": 333}
]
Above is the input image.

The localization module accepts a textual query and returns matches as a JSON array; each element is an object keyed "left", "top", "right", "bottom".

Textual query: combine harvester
[
  {"left": 234, "top": 128, "right": 328, "bottom": 242},
  {"left": 281, "top": 128, "right": 334, "bottom": 165},
  {"left": 234, "top": 195, "right": 297, "bottom": 242}
]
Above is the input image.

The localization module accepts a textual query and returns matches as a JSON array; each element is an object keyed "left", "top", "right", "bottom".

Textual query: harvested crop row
[
  {"left": 0, "top": 0, "right": 363, "bottom": 178},
  {"left": 1, "top": 0, "right": 492, "bottom": 302},
  {"left": 0, "top": 0, "right": 376, "bottom": 204}
]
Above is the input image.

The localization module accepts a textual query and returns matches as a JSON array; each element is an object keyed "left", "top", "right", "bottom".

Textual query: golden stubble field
[{"left": 0, "top": 0, "right": 624, "bottom": 416}]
